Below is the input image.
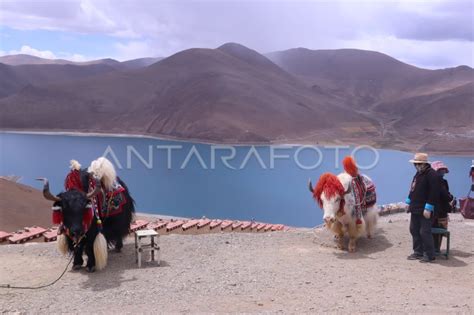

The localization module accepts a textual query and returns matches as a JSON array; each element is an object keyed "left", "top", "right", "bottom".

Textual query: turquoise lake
[{"left": 1, "top": 133, "right": 471, "bottom": 227}]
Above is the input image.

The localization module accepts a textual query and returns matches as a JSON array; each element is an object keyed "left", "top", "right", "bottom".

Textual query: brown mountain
[
  {"left": 0, "top": 54, "right": 161, "bottom": 70},
  {"left": 0, "top": 44, "right": 472, "bottom": 153},
  {"left": 266, "top": 48, "right": 473, "bottom": 108},
  {"left": 375, "top": 82, "right": 474, "bottom": 153},
  {"left": 267, "top": 48, "right": 474, "bottom": 152},
  {"left": 120, "top": 57, "right": 163, "bottom": 70},
  {"left": 0, "top": 56, "right": 165, "bottom": 98},
  {"left": 0, "top": 62, "right": 118, "bottom": 98},
  {"left": 0, "top": 54, "right": 123, "bottom": 67},
  {"left": 0, "top": 54, "right": 73, "bottom": 66},
  {"left": 0, "top": 43, "right": 377, "bottom": 143}
]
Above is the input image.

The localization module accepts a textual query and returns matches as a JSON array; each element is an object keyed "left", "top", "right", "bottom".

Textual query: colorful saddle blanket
[
  {"left": 64, "top": 169, "right": 127, "bottom": 219},
  {"left": 90, "top": 179, "right": 127, "bottom": 219},
  {"left": 351, "top": 175, "right": 377, "bottom": 222}
]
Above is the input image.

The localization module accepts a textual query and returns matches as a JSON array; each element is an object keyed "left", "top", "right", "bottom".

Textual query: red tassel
[
  {"left": 82, "top": 208, "right": 93, "bottom": 228},
  {"left": 64, "top": 170, "right": 83, "bottom": 191},
  {"left": 52, "top": 211, "right": 63, "bottom": 225},
  {"left": 356, "top": 218, "right": 362, "bottom": 225}
]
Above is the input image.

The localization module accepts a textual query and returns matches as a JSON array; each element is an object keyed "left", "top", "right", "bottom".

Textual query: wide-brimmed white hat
[
  {"left": 409, "top": 152, "right": 430, "bottom": 164},
  {"left": 431, "top": 161, "right": 449, "bottom": 173}
]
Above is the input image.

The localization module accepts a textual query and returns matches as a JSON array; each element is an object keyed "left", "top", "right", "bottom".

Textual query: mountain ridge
[{"left": 1, "top": 43, "right": 472, "bottom": 153}]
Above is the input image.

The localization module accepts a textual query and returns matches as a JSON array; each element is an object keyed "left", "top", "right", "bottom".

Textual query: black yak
[{"left": 38, "top": 158, "right": 135, "bottom": 272}]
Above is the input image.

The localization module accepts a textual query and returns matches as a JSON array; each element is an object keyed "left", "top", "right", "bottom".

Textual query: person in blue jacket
[{"left": 406, "top": 153, "right": 440, "bottom": 263}]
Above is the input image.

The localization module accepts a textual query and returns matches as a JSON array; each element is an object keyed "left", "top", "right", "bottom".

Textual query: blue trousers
[{"left": 410, "top": 213, "right": 435, "bottom": 259}]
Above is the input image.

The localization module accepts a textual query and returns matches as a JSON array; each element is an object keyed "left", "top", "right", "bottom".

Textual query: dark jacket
[
  {"left": 406, "top": 166, "right": 440, "bottom": 215},
  {"left": 471, "top": 168, "right": 474, "bottom": 191},
  {"left": 435, "top": 176, "right": 454, "bottom": 218}
]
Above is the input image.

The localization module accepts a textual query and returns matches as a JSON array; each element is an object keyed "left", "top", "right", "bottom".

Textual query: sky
[{"left": 0, "top": 0, "right": 472, "bottom": 69}]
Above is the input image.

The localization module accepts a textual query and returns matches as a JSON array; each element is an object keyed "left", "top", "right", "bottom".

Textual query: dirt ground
[{"left": 0, "top": 213, "right": 473, "bottom": 314}]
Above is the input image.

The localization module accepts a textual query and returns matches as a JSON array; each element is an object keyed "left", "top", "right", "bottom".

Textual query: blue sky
[
  {"left": 0, "top": 0, "right": 472, "bottom": 68},
  {"left": 0, "top": 26, "right": 119, "bottom": 60}
]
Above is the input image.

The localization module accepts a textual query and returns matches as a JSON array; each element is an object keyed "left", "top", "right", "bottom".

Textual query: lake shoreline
[{"left": 1, "top": 129, "right": 472, "bottom": 156}]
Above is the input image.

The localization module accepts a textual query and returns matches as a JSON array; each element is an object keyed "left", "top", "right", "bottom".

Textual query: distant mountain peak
[
  {"left": 217, "top": 42, "right": 263, "bottom": 58},
  {"left": 217, "top": 42, "right": 249, "bottom": 50},
  {"left": 217, "top": 42, "right": 283, "bottom": 72}
]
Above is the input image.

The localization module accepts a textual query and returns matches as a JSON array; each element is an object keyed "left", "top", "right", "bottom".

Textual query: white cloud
[
  {"left": 0, "top": 0, "right": 472, "bottom": 67},
  {"left": 114, "top": 41, "right": 154, "bottom": 61},
  {"left": 0, "top": 0, "right": 158, "bottom": 37},
  {"left": 8, "top": 45, "right": 57, "bottom": 59},
  {"left": 1, "top": 45, "right": 92, "bottom": 62},
  {"left": 58, "top": 52, "right": 87, "bottom": 62},
  {"left": 342, "top": 36, "right": 474, "bottom": 68}
]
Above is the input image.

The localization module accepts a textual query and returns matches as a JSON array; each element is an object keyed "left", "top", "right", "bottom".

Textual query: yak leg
[
  {"left": 115, "top": 236, "right": 123, "bottom": 253},
  {"left": 364, "top": 208, "right": 378, "bottom": 239},
  {"left": 72, "top": 241, "right": 84, "bottom": 270},
  {"left": 347, "top": 225, "right": 359, "bottom": 252},
  {"left": 331, "top": 221, "right": 345, "bottom": 250},
  {"left": 348, "top": 238, "right": 357, "bottom": 252},
  {"left": 85, "top": 242, "right": 96, "bottom": 273}
]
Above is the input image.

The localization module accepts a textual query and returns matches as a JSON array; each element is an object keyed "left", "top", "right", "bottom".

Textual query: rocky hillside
[{"left": 1, "top": 43, "right": 472, "bottom": 153}]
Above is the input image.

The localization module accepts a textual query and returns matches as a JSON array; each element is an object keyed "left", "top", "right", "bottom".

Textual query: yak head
[
  {"left": 37, "top": 177, "right": 100, "bottom": 243},
  {"left": 308, "top": 173, "right": 346, "bottom": 227}
]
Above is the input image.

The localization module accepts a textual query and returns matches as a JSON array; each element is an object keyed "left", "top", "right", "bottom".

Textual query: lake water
[{"left": 1, "top": 133, "right": 471, "bottom": 227}]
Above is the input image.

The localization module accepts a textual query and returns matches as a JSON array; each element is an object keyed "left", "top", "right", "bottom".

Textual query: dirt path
[{"left": 1, "top": 213, "right": 473, "bottom": 313}]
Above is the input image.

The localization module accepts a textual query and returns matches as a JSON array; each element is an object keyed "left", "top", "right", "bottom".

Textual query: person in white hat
[{"left": 405, "top": 153, "right": 440, "bottom": 263}]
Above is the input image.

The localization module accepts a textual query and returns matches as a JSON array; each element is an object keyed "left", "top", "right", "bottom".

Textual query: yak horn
[
  {"left": 36, "top": 178, "right": 61, "bottom": 202},
  {"left": 86, "top": 178, "right": 101, "bottom": 199},
  {"left": 308, "top": 179, "right": 314, "bottom": 193}
]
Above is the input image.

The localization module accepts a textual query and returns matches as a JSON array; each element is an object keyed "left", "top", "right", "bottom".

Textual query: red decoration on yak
[
  {"left": 52, "top": 206, "right": 93, "bottom": 230},
  {"left": 52, "top": 210, "right": 63, "bottom": 225},
  {"left": 82, "top": 206, "right": 94, "bottom": 230},
  {"left": 343, "top": 156, "right": 359, "bottom": 177},
  {"left": 64, "top": 169, "right": 83, "bottom": 192},
  {"left": 314, "top": 173, "right": 345, "bottom": 209}
]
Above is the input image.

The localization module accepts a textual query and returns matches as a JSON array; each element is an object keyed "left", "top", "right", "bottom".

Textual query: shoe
[
  {"left": 407, "top": 253, "right": 423, "bottom": 260},
  {"left": 419, "top": 256, "right": 435, "bottom": 263}
]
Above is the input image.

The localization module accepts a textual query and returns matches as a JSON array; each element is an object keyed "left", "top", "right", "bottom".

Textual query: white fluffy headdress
[
  {"left": 70, "top": 160, "right": 81, "bottom": 171},
  {"left": 88, "top": 157, "right": 117, "bottom": 191}
]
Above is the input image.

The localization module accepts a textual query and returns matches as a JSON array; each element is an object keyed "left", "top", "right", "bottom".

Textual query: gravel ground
[{"left": 1, "top": 213, "right": 473, "bottom": 314}]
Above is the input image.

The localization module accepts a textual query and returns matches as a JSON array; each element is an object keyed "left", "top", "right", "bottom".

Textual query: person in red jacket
[{"left": 406, "top": 153, "right": 440, "bottom": 263}]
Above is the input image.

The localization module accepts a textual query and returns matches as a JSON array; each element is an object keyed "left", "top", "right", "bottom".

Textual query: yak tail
[
  {"left": 93, "top": 232, "right": 108, "bottom": 270},
  {"left": 117, "top": 176, "right": 135, "bottom": 233},
  {"left": 57, "top": 234, "right": 69, "bottom": 256}
]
